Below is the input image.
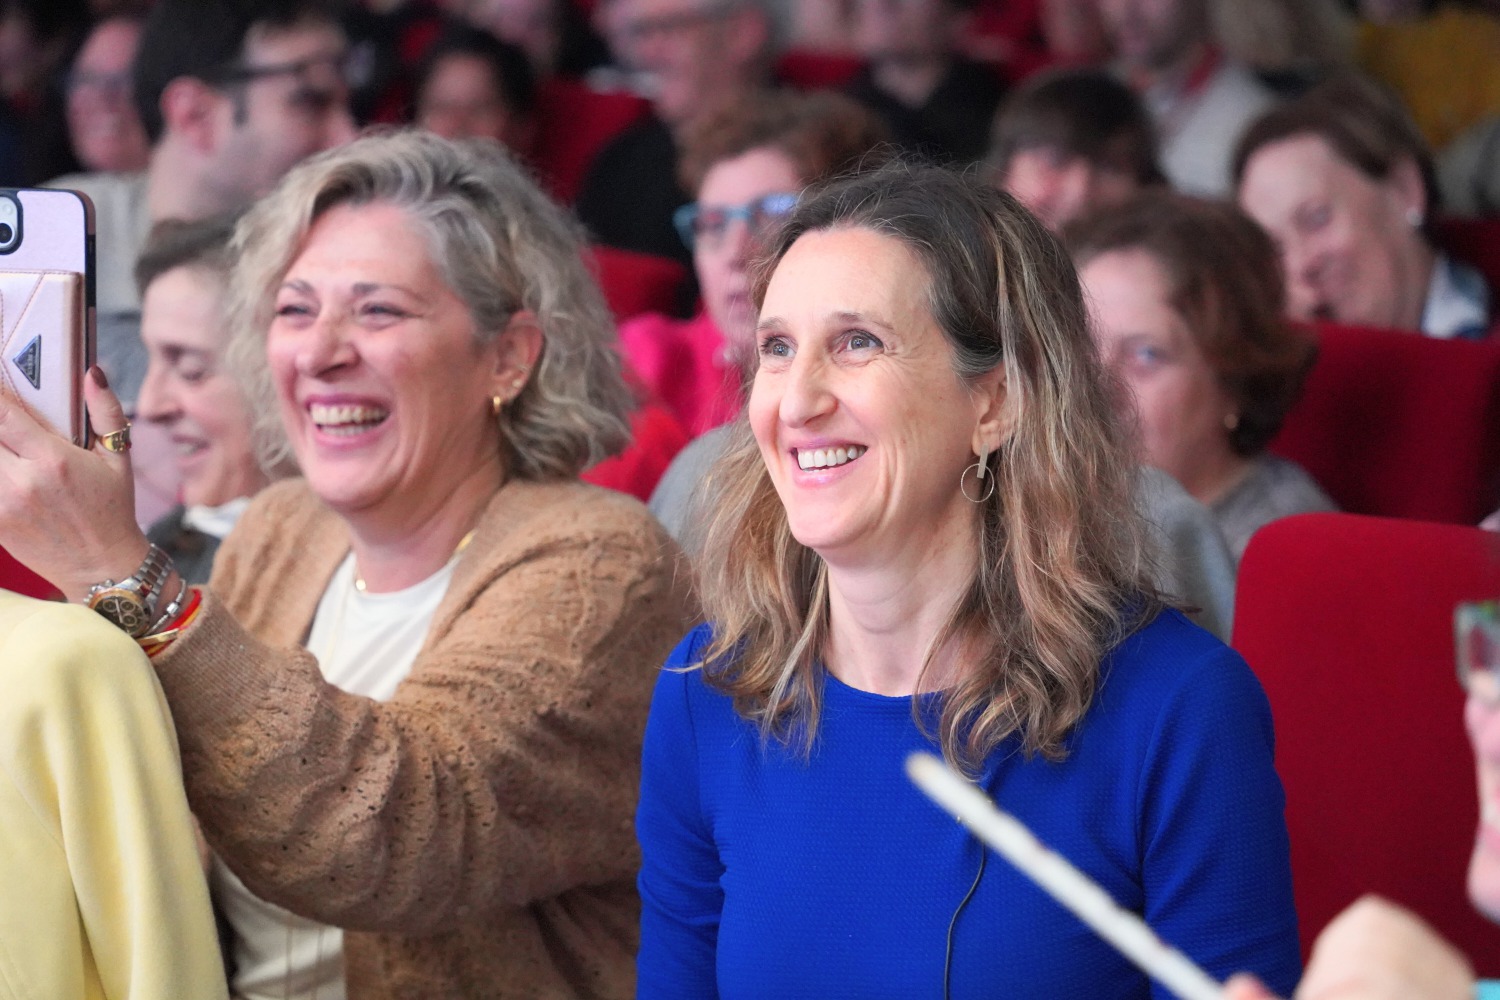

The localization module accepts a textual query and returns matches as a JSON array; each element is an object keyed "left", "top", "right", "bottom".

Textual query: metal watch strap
[
  {"left": 86, "top": 544, "right": 174, "bottom": 638},
  {"left": 147, "top": 576, "right": 190, "bottom": 635}
]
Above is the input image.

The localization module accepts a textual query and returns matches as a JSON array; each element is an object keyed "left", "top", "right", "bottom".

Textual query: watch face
[{"left": 91, "top": 589, "right": 148, "bottom": 636}]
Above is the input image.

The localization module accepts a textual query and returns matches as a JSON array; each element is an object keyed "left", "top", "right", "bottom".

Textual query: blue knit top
[{"left": 637, "top": 610, "right": 1302, "bottom": 998}]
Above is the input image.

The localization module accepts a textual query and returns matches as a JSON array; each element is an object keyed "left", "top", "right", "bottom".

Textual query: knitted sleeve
[{"left": 154, "top": 489, "right": 696, "bottom": 935}]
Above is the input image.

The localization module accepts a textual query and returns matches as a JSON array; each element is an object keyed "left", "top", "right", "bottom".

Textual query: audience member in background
[
  {"left": 0, "top": 131, "right": 694, "bottom": 999},
  {"left": 1354, "top": 0, "right": 1500, "bottom": 152},
  {"left": 1211, "top": 0, "right": 1353, "bottom": 97},
  {"left": 843, "top": 0, "right": 1005, "bottom": 166},
  {"left": 1234, "top": 75, "right": 1492, "bottom": 339},
  {"left": 1439, "top": 113, "right": 1500, "bottom": 217},
  {"left": 575, "top": 0, "right": 783, "bottom": 267},
  {"left": 0, "top": 0, "right": 89, "bottom": 184},
  {"left": 1069, "top": 191, "right": 1335, "bottom": 559},
  {"left": 63, "top": 14, "right": 149, "bottom": 174},
  {"left": 637, "top": 164, "right": 1300, "bottom": 996},
  {"left": 465, "top": 0, "right": 610, "bottom": 77},
  {"left": 1225, "top": 600, "right": 1500, "bottom": 1000},
  {"left": 136, "top": 215, "right": 273, "bottom": 585},
  {"left": 1097, "top": 0, "right": 1276, "bottom": 195},
  {"left": 414, "top": 23, "right": 537, "bottom": 156},
  {"left": 987, "top": 67, "right": 1163, "bottom": 233},
  {"left": 623, "top": 89, "right": 886, "bottom": 439},
  {"left": 48, "top": 0, "right": 356, "bottom": 530},
  {"left": 340, "top": 0, "right": 448, "bottom": 125},
  {"left": 0, "top": 590, "right": 229, "bottom": 1000}
]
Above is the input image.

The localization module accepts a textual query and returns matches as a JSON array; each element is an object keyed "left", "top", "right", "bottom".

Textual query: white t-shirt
[{"left": 213, "top": 553, "right": 457, "bottom": 1000}]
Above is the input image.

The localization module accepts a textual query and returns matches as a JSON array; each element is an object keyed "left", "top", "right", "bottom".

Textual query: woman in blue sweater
[{"left": 636, "top": 164, "right": 1302, "bottom": 999}]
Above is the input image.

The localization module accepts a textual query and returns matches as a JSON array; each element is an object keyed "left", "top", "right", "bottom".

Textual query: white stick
[{"left": 905, "top": 751, "right": 1225, "bottom": 1000}]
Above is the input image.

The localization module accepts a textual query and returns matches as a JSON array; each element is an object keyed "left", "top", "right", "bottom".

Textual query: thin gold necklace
[{"left": 352, "top": 529, "right": 476, "bottom": 593}]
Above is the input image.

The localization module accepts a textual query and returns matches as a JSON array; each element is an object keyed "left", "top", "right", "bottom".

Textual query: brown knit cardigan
[{"left": 152, "top": 477, "right": 698, "bottom": 998}]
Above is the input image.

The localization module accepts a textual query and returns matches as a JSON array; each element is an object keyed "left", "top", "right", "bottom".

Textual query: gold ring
[{"left": 98, "top": 423, "right": 132, "bottom": 453}]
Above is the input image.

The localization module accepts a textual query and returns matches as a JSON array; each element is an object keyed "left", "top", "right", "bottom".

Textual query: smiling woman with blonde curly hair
[
  {"left": 635, "top": 162, "right": 1302, "bottom": 998},
  {"left": 0, "top": 130, "right": 695, "bottom": 999}
]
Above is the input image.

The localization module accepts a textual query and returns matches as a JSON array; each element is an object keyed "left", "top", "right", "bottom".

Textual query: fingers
[
  {"left": 1223, "top": 973, "right": 1280, "bottom": 1000},
  {"left": 85, "top": 364, "right": 129, "bottom": 434},
  {"left": 0, "top": 383, "right": 62, "bottom": 460}
]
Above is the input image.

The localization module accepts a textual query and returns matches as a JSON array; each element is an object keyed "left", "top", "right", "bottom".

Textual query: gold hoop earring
[
  {"left": 960, "top": 451, "right": 995, "bottom": 503},
  {"left": 490, "top": 395, "right": 504, "bottom": 417}
]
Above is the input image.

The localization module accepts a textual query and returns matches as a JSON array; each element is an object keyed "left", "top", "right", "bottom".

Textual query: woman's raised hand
[
  {"left": 0, "top": 366, "right": 151, "bottom": 601},
  {"left": 1225, "top": 896, "right": 1475, "bottom": 1000}
]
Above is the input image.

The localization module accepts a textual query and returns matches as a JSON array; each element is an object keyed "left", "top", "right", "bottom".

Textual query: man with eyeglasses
[
  {"left": 47, "top": 0, "right": 355, "bottom": 530},
  {"left": 1226, "top": 600, "right": 1500, "bottom": 1000},
  {"left": 575, "top": 0, "right": 786, "bottom": 268}
]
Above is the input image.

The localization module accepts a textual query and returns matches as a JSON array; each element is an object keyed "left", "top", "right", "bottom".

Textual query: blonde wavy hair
[
  {"left": 227, "top": 129, "right": 631, "bottom": 479},
  {"left": 695, "top": 163, "right": 1160, "bottom": 770}
]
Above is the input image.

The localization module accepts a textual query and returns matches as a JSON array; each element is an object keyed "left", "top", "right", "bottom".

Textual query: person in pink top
[{"left": 617, "top": 90, "right": 887, "bottom": 436}]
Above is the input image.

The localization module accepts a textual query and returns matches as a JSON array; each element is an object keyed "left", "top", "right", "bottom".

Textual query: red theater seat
[
  {"left": 532, "top": 79, "right": 651, "bottom": 204},
  {"left": 775, "top": 49, "right": 865, "bottom": 90},
  {"left": 581, "top": 399, "right": 689, "bottom": 502},
  {"left": 1233, "top": 512, "right": 1500, "bottom": 974},
  {"left": 1270, "top": 322, "right": 1500, "bottom": 523},
  {"left": 1439, "top": 216, "right": 1500, "bottom": 301},
  {"left": 588, "top": 245, "right": 688, "bottom": 321}
]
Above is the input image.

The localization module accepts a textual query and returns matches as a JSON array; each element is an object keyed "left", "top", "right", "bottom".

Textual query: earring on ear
[
  {"left": 1406, "top": 206, "right": 1424, "bottom": 229},
  {"left": 490, "top": 395, "right": 504, "bottom": 417},
  {"left": 960, "top": 449, "right": 996, "bottom": 503}
]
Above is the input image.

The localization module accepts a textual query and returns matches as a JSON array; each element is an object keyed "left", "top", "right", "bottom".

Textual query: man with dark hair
[
  {"left": 575, "top": 0, "right": 783, "bottom": 266},
  {"left": 1098, "top": 0, "right": 1276, "bottom": 196},
  {"left": 47, "top": 0, "right": 354, "bottom": 527},
  {"left": 844, "top": 0, "right": 1006, "bottom": 166}
]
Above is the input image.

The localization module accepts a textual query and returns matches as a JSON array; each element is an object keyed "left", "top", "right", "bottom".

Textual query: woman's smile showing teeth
[
  {"left": 796, "top": 445, "right": 866, "bottom": 470},
  {"left": 309, "top": 402, "right": 390, "bottom": 436}
]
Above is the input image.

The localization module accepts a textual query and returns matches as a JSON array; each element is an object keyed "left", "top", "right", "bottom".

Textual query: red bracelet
[{"left": 138, "top": 587, "right": 203, "bottom": 658}]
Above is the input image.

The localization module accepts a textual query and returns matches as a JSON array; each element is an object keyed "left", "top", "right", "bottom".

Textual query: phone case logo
[{"left": 10, "top": 333, "right": 39, "bottom": 389}]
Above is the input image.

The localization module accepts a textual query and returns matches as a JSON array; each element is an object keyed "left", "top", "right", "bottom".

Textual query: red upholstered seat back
[
  {"left": 1269, "top": 322, "right": 1500, "bottom": 524},
  {"left": 1232, "top": 512, "right": 1500, "bottom": 973},
  {"left": 775, "top": 49, "right": 865, "bottom": 90},
  {"left": 1439, "top": 217, "right": 1500, "bottom": 297},
  {"left": 531, "top": 78, "right": 651, "bottom": 204},
  {"left": 587, "top": 244, "right": 688, "bottom": 322}
]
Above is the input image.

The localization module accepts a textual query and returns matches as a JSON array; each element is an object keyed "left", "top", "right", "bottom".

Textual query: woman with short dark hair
[{"left": 1068, "top": 190, "right": 1335, "bottom": 558}]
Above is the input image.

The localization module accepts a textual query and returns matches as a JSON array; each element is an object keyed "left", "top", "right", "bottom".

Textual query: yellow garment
[
  {"left": 0, "top": 592, "right": 227, "bottom": 1000},
  {"left": 1357, "top": 6, "right": 1500, "bottom": 150}
]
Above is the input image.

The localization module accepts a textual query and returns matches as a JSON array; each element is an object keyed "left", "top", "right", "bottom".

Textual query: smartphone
[{"left": 0, "top": 188, "right": 95, "bottom": 446}]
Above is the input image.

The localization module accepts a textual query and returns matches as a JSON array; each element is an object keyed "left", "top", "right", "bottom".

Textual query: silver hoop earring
[{"left": 960, "top": 452, "right": 995, "bottom": 503}]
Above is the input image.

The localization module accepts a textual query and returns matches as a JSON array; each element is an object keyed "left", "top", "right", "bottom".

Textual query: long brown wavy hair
[{"left": 693, "top": 163, "right": 1161, "bottom": 771}]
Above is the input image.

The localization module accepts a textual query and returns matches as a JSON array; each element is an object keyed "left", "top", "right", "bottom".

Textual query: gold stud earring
[{"left": 491, "top": 395, "right": 504, "bottom": 416}]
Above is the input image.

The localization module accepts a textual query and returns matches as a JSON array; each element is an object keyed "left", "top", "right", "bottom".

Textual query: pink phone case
[{"left": 0, "top": 188, "right": 95, "bottom": 446}]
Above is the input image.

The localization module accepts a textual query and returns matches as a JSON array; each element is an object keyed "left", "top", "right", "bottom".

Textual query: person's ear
[
  {"left": 158, "top": 76, "right": 227, "bottom": 155},
  {"left": 1387, "top": 154, "right": 1429, "bottom": 226},
  {"left": 969, "top": 366, "right": 1013, "bottom": 459},
  {"left": 488, "top": 309, "right": 544, "bottom": 402}
]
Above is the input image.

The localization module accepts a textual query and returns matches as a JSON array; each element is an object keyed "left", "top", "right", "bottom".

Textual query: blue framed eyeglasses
[{"left": 673, "top": 192, "right": 799, "bottom": 252}]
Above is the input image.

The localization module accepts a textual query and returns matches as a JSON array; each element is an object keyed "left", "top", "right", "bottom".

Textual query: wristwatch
[{"left": 86, "top": 544, "right": 173, "bottom": 638}]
